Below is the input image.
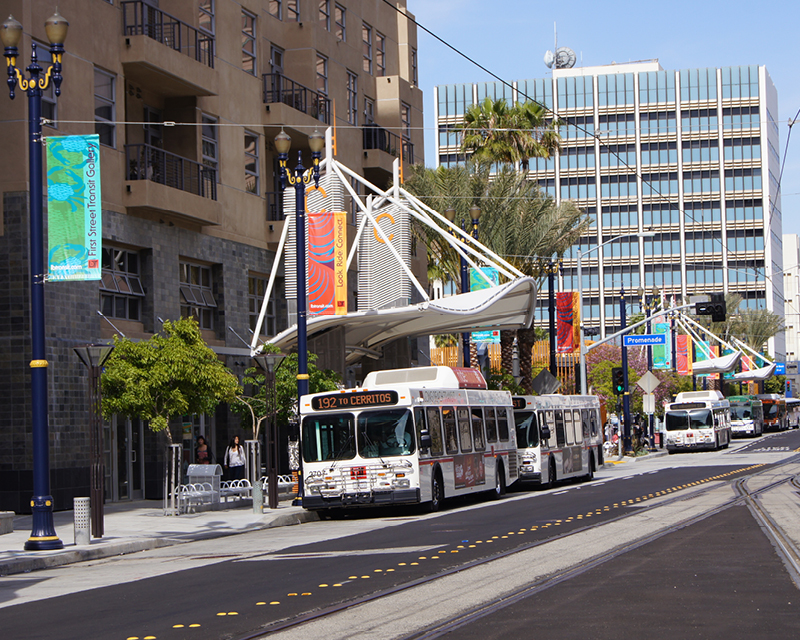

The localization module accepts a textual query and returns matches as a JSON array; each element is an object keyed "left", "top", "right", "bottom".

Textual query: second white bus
[
  {"left": 512, "top": 395, "right": 604, "bottom": 488},
  {"left": 299, "top": 366, "right": 518, "bottom": 514},
  {"left": 664, "top": 390, "right": 732, "bottom": 452}
]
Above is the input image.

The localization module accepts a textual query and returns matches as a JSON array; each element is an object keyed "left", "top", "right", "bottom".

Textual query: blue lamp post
[
  {"left": 274, "top": 128, "right": 323, "bottom": 505},
  {"left": 2, "top": 11, "right": 68, "bottom": 551}
]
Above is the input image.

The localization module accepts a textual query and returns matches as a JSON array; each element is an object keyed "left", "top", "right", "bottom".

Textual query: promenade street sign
[
  {"left": 637, "top": 371, "right": 661, "bottom": 394},
  {"left": 623, "top": 334, "right": 667, "bottom": 347}
]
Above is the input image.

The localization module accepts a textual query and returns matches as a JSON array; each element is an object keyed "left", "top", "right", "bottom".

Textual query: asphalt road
[{"left": 3, "top": 432, "right": 799, "bottom": 640}]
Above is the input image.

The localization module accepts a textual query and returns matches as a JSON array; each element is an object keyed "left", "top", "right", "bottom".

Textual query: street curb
[
  {"left": 0, "top": 509, "right": 320, "bottom": 577},
  {"left": 610, "top": 449, "right": 670, "bottom": 464}
]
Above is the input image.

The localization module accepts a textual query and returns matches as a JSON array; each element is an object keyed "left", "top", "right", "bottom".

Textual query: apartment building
[
  {"left": 434, "top": 60, "right": 784, "bottom": 356},
  {"left": 0, "top": 0, "right": 423, "bottom": 512}
]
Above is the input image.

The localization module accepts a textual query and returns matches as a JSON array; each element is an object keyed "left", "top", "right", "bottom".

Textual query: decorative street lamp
[
  {"left": 73, "top": 344, "right": 114, "bottom": 538},
  {"left": 2, "top": 11, "right": 69, "bottom": 551},
  {"left": 274, "top": 128, "right": 323, "bottom": 505},
  {"left": 253, "top": 352, "right": 286, "bottom": 510},
  {"left": 544, "top": 260, "right": 559, "bottom": 377},
  {"left": 467, "top": 205, "right": 481, "bottom": 367}
]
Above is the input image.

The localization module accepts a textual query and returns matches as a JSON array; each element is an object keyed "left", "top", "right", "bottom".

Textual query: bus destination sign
[{"left": 311, "top": 390, "right": 399, "bottom": 411}]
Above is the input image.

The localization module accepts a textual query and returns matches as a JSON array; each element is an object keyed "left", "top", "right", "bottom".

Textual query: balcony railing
[
  {"left": 262, "top": 73, "right": 330, "bottom": 125},
  {"left": 363, "top": 124, "right": 414, "bottom": 164},
  {"left": 126, "top": 144, "right": 217, "bottom": 200},
  {"left": 122, "top": 1, "right": 214, "bottom": 68},
  {"left": 265, "top": 191, "right": 284, "bottom": 222}
]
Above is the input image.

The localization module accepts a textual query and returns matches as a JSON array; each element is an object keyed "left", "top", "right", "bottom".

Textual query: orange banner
[{"left": 307, "top": 211, "right": 347, "bottom": 316}]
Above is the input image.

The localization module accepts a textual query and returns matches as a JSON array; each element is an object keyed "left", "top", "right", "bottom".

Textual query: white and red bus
[
  {"left": 300, "top": 366, "right": 518, "bottom": 514},
  {"left": 664, "top": 390, "right": 731, "bottom": 452},
  {"left": 512, "top": 395, "right": 604, "bottom": 488}
]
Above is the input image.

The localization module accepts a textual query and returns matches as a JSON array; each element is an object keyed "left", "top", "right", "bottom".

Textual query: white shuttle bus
[
  {"left": 300, "top": 366, "right": 518, "bottom": 514},
  {"left": 512, "top": 395, "right": 603, "bottom": 488},
  {"left": 664, "top": 390, "right": 732, "bottom": 452}
]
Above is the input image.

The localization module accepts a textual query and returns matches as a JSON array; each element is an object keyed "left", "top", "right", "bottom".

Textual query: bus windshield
[
  {"left": 358, "top": 408, "right": 415, "bottom": 458},
  {"left": 765, "top": 404, "right": 779, "bottom": 418},
  {"left": 514, "top": 411, "right": 540, "bottom": 448},
  {"left": 665, "top": 409, "right": 713, "bottom": 431},
  {"left": 302, "top": 414, "right": 356, "bottom": 462},
  {"left": 730, "top": 404, "right": 752, "bottom": 420}
]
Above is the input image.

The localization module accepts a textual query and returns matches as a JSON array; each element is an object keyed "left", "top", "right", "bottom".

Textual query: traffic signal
[
  {"left": 695, "top": 292, "right": 727, "bottom": 322},
  {"left": 611, "top": 367, "right": 625, "bottom": 395}
]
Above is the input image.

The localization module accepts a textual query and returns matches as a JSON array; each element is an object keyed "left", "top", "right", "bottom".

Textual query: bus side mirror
[
  {"left": 420, "top": 430, "right": 432, "bottom": 450},
  {"left": 541, "top": 426, "right": 551, "bottom": 440}
]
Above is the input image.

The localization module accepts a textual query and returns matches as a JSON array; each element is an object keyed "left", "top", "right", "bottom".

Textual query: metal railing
[
  {"left": 122, "top": 1, "right": 214, "bottom": 68},
  {"left": 262, "top": 73, "right": 331, "bottom": 124},
  {"left": 126, "top": 143, "right": 217, "bottom": 200},
  {"left": 363, "top": 124, "right": 414, "bottom": 164},
  {"left": 265, "top": 191, "right": 284, "bottom": 221}
]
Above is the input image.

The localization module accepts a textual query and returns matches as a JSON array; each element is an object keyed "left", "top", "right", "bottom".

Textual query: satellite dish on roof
[{"left": 545, "top": 47, "right": 577, "bottom": 69}]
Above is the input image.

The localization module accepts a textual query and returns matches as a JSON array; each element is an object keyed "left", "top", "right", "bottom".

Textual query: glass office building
[{"left": 434, "top": 60, "right": 784, "bottom": 357}]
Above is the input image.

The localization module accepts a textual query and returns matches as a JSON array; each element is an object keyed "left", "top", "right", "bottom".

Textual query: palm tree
[
  {"left": 458, "top": 98, "right": 561, "bottom": 170},
  {"left": 404, "top": 160, "right": 588, "bottom": 391}
]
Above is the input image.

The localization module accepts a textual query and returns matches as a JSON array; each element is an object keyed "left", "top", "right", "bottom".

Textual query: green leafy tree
[{"left": 101, "top": 317, "right": 241, "bottom": 443}]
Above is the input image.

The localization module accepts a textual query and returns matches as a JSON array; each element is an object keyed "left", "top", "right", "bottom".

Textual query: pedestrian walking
[
  {"left": 196, "top": 435, "right": 212, "bottom": 464},
  {"left": 224, "top": 435, "right": 246, "bottom": 480}
]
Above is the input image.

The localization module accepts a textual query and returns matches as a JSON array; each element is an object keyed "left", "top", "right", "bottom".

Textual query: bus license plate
[{"left": 350, "top": 466, "right": 367, "bottom": 479}]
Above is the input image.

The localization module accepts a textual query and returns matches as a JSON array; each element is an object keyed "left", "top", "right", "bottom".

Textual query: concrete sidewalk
[{"left": 0, "top": 498, "right": 319, "bottom": 577}]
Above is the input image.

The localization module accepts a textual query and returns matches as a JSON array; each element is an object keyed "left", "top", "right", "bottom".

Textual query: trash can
[
  {"left": 186, "top": 464, "right": 222, "bottom": 503},
  {"left": 74, "top": 497, "right": 90, "bottom": 546}
]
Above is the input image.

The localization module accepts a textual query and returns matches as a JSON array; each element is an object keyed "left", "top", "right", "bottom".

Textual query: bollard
[
  {"left": 74, "top": 497, "right": 90, "bottom": 546},
  {"left": 252, "top": 480, "right": 263, "bottom": 514}
]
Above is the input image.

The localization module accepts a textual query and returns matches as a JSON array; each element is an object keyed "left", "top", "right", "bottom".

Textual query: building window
[
  {"left": 42, "top": 81, "right": 57, "bottom": 126},
  {"left": 316, "top": 53, "right": 328, "bottom": 94},
  {"left": 346, "top": 70, "right": 358, "bottom": 125},
  {"left": 401, "top": 102, "right": 411, "bottom": 139},
  {"left": 411, "top": 47, "right": 418, "bottom": 86},
  {"left": 245, "top": 131, "right": 259, "bottom": 194},
  {"left": 364, "top": 97, "right": 374, "bottom": 124},
  {"left": 242, "top": 10, "right": 256, "bottom": 75},
  {"left": 376, "top": 32, "right": 386, "bottom": 76},
  {"left": 287, "top": 0, "right": 299, "bottom": 21},
  {"left": 202, "top": 114, "right": 218, "bottom": 177},
  {"left": 269, "top": 0, "right": 282, "bottom": 20},
  {"left": 319, "top": 0, "right": 330, "bottom": 30},
  {"left": 198, "top": 0, "right": 214, "bottom": 34},
  {"left": 334, "top": 4, "right": 345, "bottom": 41},
  {"left": 249, "top": 275, "right": 284, "bottom": 336},
  {"left": 100, "top": 247, "right": 145, "bottom": 321},
  {"left": 94, "top": 69, "right": 115, "bottom": 147},
  {"left": 180, "top": 262, "right": 216, "bottom": 330},
  {"left": 362, "top": 23, "right": 372, "bottom": 74}
]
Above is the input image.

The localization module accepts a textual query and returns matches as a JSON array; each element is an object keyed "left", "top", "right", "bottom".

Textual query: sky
[{"left": 409, "top": 0, "right": 800, "bottom": 236}]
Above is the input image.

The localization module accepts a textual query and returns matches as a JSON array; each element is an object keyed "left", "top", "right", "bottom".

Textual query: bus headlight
[{"left": 392, "top": 478, "right": 410, "bottom": 488}]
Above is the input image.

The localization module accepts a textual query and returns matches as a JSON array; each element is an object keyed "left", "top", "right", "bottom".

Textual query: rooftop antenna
[{"left": 544, "top": 22, "right": 576, "bottom": 70}]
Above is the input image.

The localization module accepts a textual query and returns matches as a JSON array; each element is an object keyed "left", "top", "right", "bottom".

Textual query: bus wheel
[
  {"left": 429, "top": 471, "right": 444, "bottom": 512},
  {"left": 493, "top": 461, "right": 506, "bottom": 499}
]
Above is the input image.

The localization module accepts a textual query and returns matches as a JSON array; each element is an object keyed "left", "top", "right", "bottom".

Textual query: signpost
[{"left": 623, "top": 334, "right": 667, "bottom": 347}]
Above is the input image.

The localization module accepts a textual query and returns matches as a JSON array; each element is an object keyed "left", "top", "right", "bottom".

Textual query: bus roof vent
[{"left": 363, "top": 366, "right": 487, "bottom": 390}]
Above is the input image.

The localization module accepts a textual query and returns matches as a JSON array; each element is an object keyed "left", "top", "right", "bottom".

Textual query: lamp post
[
  {"left": 253, "top": 353, "right": 286, "bottom": 510},
  {"left": 619, "top": 287, "right": 633, "bottom": 454},
  {"left": 545, "top": 261, "right": 559, "bottom": 377},
  {"left": 468, "top": 205, "right": 481, "bottom": 367},
  {"left": 2, "top": 11, "right": 68, "bottom": 551},
  {"left": 274, "top": 127, "right": 323, "bottom": 506},
  {"left": 73, "top": 344, "right": 114, "bottom": 538},
  {"left": 637, "top": 287, "right": 659, "bottom": 452},
  {"left": 444, "top": 207, "right": 471, "bottom": 368},
  {"left": 577, "top": 231, "right": 655, "bottom": 396}
]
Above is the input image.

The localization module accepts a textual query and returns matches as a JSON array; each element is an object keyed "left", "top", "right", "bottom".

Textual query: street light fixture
[
  {"left": 73, "top": 344, "right": 114, "bottom": 538},
  {"left": 577, "top": 231, "right": 655, "bottom": 396},
  {"left": 2, "top": 10, "right": 69, "bottom": 551},
  {"left": 253, "top": 353, "right": 286, "bottom": 510},
  {"left": 274, "top": 128, "right": 323, "bottom": 505}
]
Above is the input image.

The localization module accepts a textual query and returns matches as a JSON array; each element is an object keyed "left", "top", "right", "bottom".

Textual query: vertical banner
[
  {"left": 652, "top": 321, "right": 672, "bottom": 369},
  {"left": 676, "top": 335, "right": 693, "bottom": 376},
  {"left": 470, "top": 267, "right": 499, "bottom": 343},
  {"left": 307, "top": 211, "right": 347, "bottom": 316},
  {"left": 572, "top": 291, "right": 580, "bottom": 351},
  {"left": 556, "top": 291, "right": 575, "bottom": 353},
  {"left": 46, "top": 134, "right": 102, "bottom": 281}
]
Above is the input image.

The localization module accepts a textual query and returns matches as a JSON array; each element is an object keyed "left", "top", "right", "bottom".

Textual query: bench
[
  {"left": 259, "top": 475, "right": 297, "bottom": 499},
  {"left": 220, "top": 479, "right": 252, "bottom": 502},
  {"left": 177, "top": 482, "right": 216, "bottom": 513}
]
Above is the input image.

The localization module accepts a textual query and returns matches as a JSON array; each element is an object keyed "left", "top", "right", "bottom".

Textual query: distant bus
[
  {"left": 512, "top": 395, "right": 603, "bottom": 488},
  {"left": 756, "top": 394, "right": 787, "bottom": 432},
  {"left": 787, "top": 398, "right": 800, "bottom": 429},
  {"left": 299, "top": 366, "right": 518, "bottom": 514},
  {"left": 664, "top": 390, "right": 731, "bottom": 452},
  {"left": 727, "top": 395, "right": 764, "bottom": 438}
]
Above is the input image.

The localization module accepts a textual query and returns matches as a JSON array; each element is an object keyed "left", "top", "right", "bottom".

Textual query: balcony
[
  {"left": 262, "top": 73, "right": 331, "bottom": 125},
  {"left": 120, "top": 1, "right": 217, "bottom": 97},
  {"left": 362, "top": 125, "right": 414, "bottom": 185},
  {"left": 125, "top": 143, "right": 221, "bottom": 226}
]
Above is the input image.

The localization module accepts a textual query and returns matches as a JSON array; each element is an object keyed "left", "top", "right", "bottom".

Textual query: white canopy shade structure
[
  {"left": 731, "top": 363, "right": 777, "bottom": 382},
  {"left": 691, "top": 350, "right": 742, "bottom": 375},
  {"left": 266, "top": 277, "right": 538, "bottom": 365}
]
